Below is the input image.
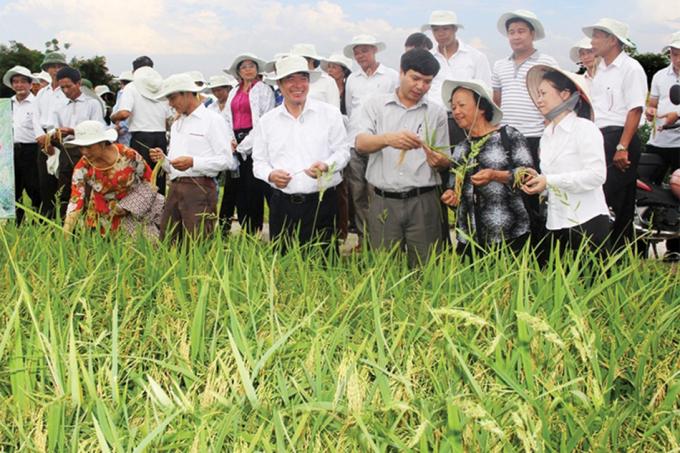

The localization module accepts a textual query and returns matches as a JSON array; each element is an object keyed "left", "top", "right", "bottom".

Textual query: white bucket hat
[
  {"left": 116, "top": 70, "right": 134, "bottom": 82},
  {"left": 343, "top": 34, "right": 386, "bottom": 59},
  {"left": 421, "top": 10, "right": 464, "bottom": 32},
  {"left": 526, "top": 65, "right": 593, "bottom": 120},
  {"left": 569, "top": 37, "right": 594, "bottom": 64},
  {"left": 290, "top": 44, "right": 325, "bottom": 61},
  {"left": 441, "top": 79, "right": 503, "bottom": 125},
  {"left": 33, "top": 71, "right": 51, "bottom": 84},
  {"left": 582, "top": 18, "right": 634, "bottom": 48},
  {"left": 95, "top": 85, "right": 112, "bottom": 97},
  {"left": 64, "top": 120, "right": 118, "bottom": 147},
  {"left": 133, "top": 67, "right": 164, "bottom": 100},
  {"left": 186, "top": 70, "right": 207, "bottom": 86},
  {"left": 155, "top": 73, "right": 203, "bottom": 100},
  {"left": 3, "top": 65, "right": 33, "bottom": 89},
  {"left": 224, "top": 53, "right": 267, "bottom": 78},
  {"left": 497, "top": 10, "right": 545, "bottom": 41},
  {"left": 266, "top": 55, "right": 321, "bottom": 82},
  {"left": 663, "top": 31, "right": 680, "bottom": 53},
  {"left": 320, "top": 54, "right": 353, "bottom": 73},
  {"left": 207, "top": 74, "right": 237, "bottom": 89}
]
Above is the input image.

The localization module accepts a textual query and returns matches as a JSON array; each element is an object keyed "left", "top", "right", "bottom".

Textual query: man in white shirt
[
  {"left": 645, "top": 31, "right": 680, "bottom": 261},
  {"left": 3, "top": 66, "right": 43, "bottom": 223},
  {"left": 343, "top": 34, "right": 399, "bottom": 244},
  {"left": 150, "top": 74, "right": 236, "bottom": 241},
  {"left": 584, "top": 18, "right": 648, "bottom": 251},
  {"left": 253, "top": 55, "right": 350, "bottom": 252}
]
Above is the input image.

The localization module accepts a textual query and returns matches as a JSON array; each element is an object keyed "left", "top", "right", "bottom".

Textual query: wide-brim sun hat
[
  {"left": 421, "top": 10, "right": 464, "bottom": 32},
  {"left": 40, "top": 52, "right": 67, "bottom": 70},
  {"left": 133, "top": 66, "right": 164, "bottom": 100},
  {"left": 3, "top": 65, "right": 33, "bottom": 89},
  {"left": 582, "top": 18, "right": 634, "bottom": 48},
  {"left": 290, "top": 44, "right": 324, "bottom": 61},
  {"left": 497, "top": 10, "right": 545, "bottom": 41},
  {"left": 441, "top": 79, "right": 503, "bottom": 125},
  {"left": 569, "top": 37, "right": 593, "bottom": 64},
  {"left": 186, "top": 70, "right": 207, "bottom": 85},
  {"left": 155, "top": 73, "right": 203, "bottom": 100},
  {"left": 207, "top": 74, "right": 238, "bottom": 89},
  {"left": 116, "top": 70, "right": 134, "bottom": 82},
  {"left": 526, "top": 64, "right": 593, "bottom": 120},
  {"left": 33, "top": 71, "right": 51, "bottom": 84},
  {"left": 224, "top": 53, "right": 267, "bottom": 78},
  {"left": 320, "top": 53, "right": 353, "bottom": 72},
  {"left": 64, "top": 120, "right": 118, "bottom": 147},
  {"left": 95, "top": 85, "right": 112, "bottom": 97},
  {"left": 343, "top": 34, "right": 386, "bottom": 59},
  {"left": 266, "top": 55, "right": 321, "bottom": 82},
  {"left": 663, "top": 31, "right": 680, "bottom": 53}
]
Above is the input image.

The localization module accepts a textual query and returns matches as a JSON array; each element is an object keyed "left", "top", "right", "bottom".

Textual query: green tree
[
  {"left": 0, "top": 41, "right": 44, "bottom": 98},
  {"left": 630, "top": 51, "right": 669, "bottom": 89},
  {"left": 70, "top": 55, "right": 115, "bottom": 88}
]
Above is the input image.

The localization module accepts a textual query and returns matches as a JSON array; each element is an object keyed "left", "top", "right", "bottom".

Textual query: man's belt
[
  {"left": 276, "top": 187, "right": 336, "bottom": 204},
  {"left": 374, "top": 186, "right": 436, "bottom": 200},
  {"left": 172, "top": 176, "right": 216, "bottom": 186}
]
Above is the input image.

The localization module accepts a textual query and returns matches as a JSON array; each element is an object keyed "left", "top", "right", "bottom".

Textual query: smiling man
[
  {"left": 252, "top": 55, "right": 350, "bottom": 253},
  {"left": 355, "top": 49, "right": 450, "bottom": 267}
]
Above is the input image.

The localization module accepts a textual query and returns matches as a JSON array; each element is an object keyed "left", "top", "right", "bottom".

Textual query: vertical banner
[{"left": 0, "top": 98, "right": 15, "bottom": 219}]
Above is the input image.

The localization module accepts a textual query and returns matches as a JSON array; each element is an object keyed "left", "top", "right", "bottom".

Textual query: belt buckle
[
  {"left": 398, "top": 191, "right": 410, "bottom": 199},
  {"left": 290, "top": 194, "right": 305, "bottom": 204}
]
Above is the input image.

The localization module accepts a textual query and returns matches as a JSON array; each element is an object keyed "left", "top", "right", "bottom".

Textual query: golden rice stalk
[
  {"left": 516, "top": 311, "right": 565, "bottom": 349},
  {"left": 456, "top": 399, "right": 504, "bottom": 439},
  {"left": 432, "top": 308, "right": 489, "bottom": 327}
]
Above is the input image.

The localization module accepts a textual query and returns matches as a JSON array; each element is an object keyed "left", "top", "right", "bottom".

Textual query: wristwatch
[{"left": 616, "top": 144, "right": 628, "bottom": 152}]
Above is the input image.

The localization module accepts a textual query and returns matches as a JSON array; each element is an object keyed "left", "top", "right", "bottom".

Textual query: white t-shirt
[{"left": 114, "top": 83, "right": 172, "bottom": 132}]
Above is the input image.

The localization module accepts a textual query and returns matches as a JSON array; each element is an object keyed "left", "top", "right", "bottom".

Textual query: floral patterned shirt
[
  {"left": 451, "top": 126, "right": 535, "bottom": 245},
  {"left": 67, "top": 144, "right": 152, "bottom": 233}
]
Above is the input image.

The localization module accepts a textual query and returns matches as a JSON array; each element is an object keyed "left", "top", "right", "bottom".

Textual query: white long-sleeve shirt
[
  {"left": 252, "top": 98, "right": 350, "bottom": 194},
  {"left": 162, "top": 104, "right": 236, "bottom": 180},
  {"left": 113, "top": 83, "right": 173, "bottom": 132},
  {"left": 540, "top": 112, "right": 609, "bottom": 230},
  {"left": 309, "top": 71, "right": 341, "bottom": 109},
  {"left": 35, "top": 83, "right": 68, "bottom": 132},
  {"left": 345, "top": 63, "right": 399, "bottom": 141}
]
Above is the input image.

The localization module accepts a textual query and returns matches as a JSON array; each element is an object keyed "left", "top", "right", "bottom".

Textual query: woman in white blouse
[{"left": 522, "top": 65, "right": 611, "bottom": 254}]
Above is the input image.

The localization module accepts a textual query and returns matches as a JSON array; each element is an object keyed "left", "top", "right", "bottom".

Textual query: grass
[{"left": 0, "top": 216, "right": 678, "bottom": 452}]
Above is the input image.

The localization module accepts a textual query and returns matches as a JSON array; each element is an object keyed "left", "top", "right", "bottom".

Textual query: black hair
[
  {"left": 10, "top": 74, "right": 32, "bottom": 84},
  {"left": 305, "top": 57, "right": 321, "bottom": 69},
  {"left": 452, "top": 86, "right": 494, "bottom": 122},
  {"left": 400, "top": 48, "right": 440, "bottom": 77},
  {"left": 132, "top": 56, "right": 154, "bottom": 71},
  {"left": 541, "top": 70, "right": 578, "bottom": 94},
  {"left": 56, "top": 66, "right": 81, "bottom": 83},
  {"left": 404, "top": 32, "right": 433, "bottom": 51},
  {"left": 505, "top": 17, "right": 535, "bottom": 32}
]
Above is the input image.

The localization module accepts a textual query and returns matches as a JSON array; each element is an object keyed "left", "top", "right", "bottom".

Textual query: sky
[{"left": 0, "top": 0, "right": 678, "bottom": 80}]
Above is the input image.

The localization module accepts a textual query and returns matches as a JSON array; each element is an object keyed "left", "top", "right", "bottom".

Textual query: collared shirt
[
  {"left": 252, "top": 98, "right": 350, "bottom": 195},
  {"left": 207, "top": 100, "right": 232, "bottom": 125},
  {"left": 345, "top": 63, "right": 399, "bottom": 139},
  {"left": 540, "top": 112, "right": 609, "bottom": 230},
  {"left": 428, "top": 39, "right": 492, "bottom": 107},
  {"left": 492, "top": 50, "right": 559, "bottom": 137},
  {"left": 357, "top": 91, "right": 449, "bottom": 191},
  {"left": 591, "top": 51, "right": 647, "bottom": 129},
  {"left": 114, "top": 83, "right": 172, "bottom": 132},
  {"left": 309, "top": 71, "right": 341, "bottom": 109},
  {"left": 11, "top": 93, "right": 41, "bottom": 144},
  {"left": 35, "top": 83, "right": 68, "bottom": 132},
  {"left": 648, "top": 64, "right": 680, "bottom": 148},
  {"left": 162, "top": 104, "right": 236, "bottom": 180},
  {"left": 52, "top": 94, "right": 104, "bottom": 129}
]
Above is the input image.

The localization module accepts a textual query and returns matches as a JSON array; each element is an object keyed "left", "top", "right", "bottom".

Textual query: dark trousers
[
  {"left": 646, "top": 144, "right": 680, "bottom": 253},
  {"left": 36, "top": 150, "right": 58, "bottom": 218},
  {"left": 336, "top": 180, "right": 350, "bottom": 239},
  {"left": 13, "top": 143, "right": 41, "bottom": 224},
  {"left": 219, "top": 172, "right": 238, "bottom": 230},
  {"left": 234, "top": 153, "right": 267, "bottom": 234},
  {"left": 57, "top": 147, "right": 82, "bottom": 218},
  {"left": 130, "top": 131, "right": 167, "bottom": 195},
  {"left": 601, "top": 127, "right": 641, "bottom": 251},
  {"left": 160, "top": 177, "right": 218, "bottom": 242},
  {"left": 269, "top": 187, "right": 338, "bottom": 254},
  {"left": 550, "top": 214, "right": 611, "bottom": 257}
]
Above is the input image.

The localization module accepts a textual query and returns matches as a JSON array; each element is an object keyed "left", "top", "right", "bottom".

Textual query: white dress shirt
[
  {"left": 345, "top": 63, "right": 399, "bottom": 140},
  {"left": 540, "top": 112, "right": 609, "bottom": 230},
  {"left": 162, "top": 104, "right": 236, "bottom": 180},
  {"left": 309, "top": 71, "right": 341, "bottom": 109},
  {"left": 591, "top": 52, "right": 647, "bottom": 129},
  {"left": 35, "top": 83, "right": 68, "bottom": 132},
  {"left": 225, "top": 81, "right": 276, "bottom": 155},
  {"left": 648, "top": 64, "right": 680, "bottom": 148},
  {"left": 11, "top": 94, "right": 42, "bottom": 143},
  {"left": 428, "top": 39, "right": 492, "bottom": 107},
  {"left": 52, "top": 94, "right": 104, "bottom": 129},
  {"left": 252, "top": 98, "right": 350, "bottom": 195},
  {"left": 114, "top": 83, "right": 172, "bottom": 132}
]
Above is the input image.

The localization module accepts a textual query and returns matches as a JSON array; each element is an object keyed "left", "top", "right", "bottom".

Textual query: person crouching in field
[
  {"left": 252, "top": 55, "right": 350, "bottom": 254},
  {"left": 150, "top": 73, "right": 237, "bottom": 242}
]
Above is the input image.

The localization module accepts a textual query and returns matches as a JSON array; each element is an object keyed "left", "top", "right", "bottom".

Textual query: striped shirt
[{"left": 491, "top": 51, "right": 558, "bottom": 138}]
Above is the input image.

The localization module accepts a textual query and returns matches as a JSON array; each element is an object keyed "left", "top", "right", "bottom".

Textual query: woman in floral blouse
[
  {"left": 64, "top": 121, "right": 153, "bottom": 234},
  {"left": 440, "top": 80, "right": 535, "bottom": 255}
]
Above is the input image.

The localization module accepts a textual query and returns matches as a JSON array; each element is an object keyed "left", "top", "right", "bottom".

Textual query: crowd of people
[{"left": 4, "top": 10, "right": 680, "bottom": 265}]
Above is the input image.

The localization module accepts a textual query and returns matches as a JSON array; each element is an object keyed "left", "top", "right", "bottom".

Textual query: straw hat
[
  {"left": 266, "top": 55, "right": 321, "bottom": 82},
  {"left": 3, "top": 65, "right": 33, "bottom": 89},
  {"left": 526, "top": 64, "right": 593, "bottom": 120},
  {"left": 421, "top": 10, "right": 464, "bottom": 32},
  {"left": 155, "top": 73, "right": 203, "bottom": 100},
  {"left": 40, "top": 52, "right": 67, "bottom": 70},
  {"left": 569, "top": 37, "right": 593, "bottom": 64},
  {"left": 320, "top": 54, "right": 353, "bottom": 72},
  {"left": 290, "top": 44, "right": 325, "bottom": 61},
  {"left": 582, "top": 18, "right": 634, "bottom": 48},
  {"left": 441, "top": 79, "right": 503, "bottom": 125},
  {"left": 64, "top": 120, "right": 117, "bottom": 147},
  {"left": 116, "top": 70, "right": 134, "bottom": 82},
  {"left": 663, "top": 31, "right": 680, "bottom": 53},
  {"left": 33, "top": 71, "right": 51, "bottom": 84},
  {"left": 224, "top": 53, "right": 267, "bottom": 78},
  {"left": 343, "top": 34, "right": 386, "bottom": 59},
  {"left": 133, "top": 66, "right": 164, "bottom": 100},
  {"left": 497, "top": 10, "right": 545, "bottom": 41},
  {"left": 207, "top": 74, "right": 238, "bottom": 89}
]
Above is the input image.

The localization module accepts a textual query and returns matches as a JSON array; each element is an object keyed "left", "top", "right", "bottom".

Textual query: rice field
[{"left": 0, "top": 219, "right": 678, "bottom": 452}]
